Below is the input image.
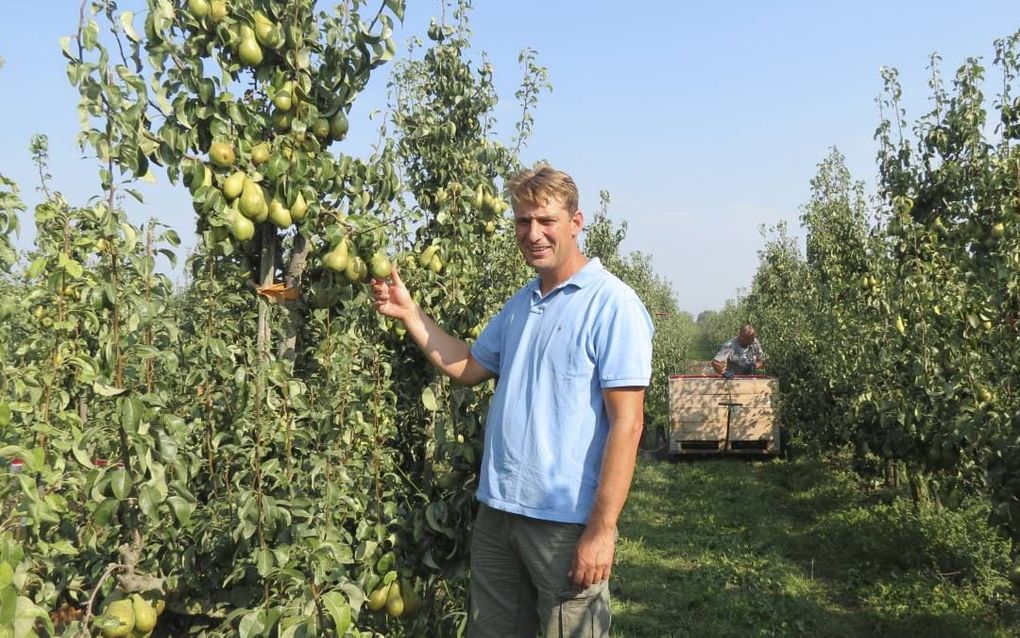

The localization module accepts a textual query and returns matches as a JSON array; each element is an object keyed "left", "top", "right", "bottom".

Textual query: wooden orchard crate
[{"left": 667, "top": 375, "right": 780, "bottom": 456}]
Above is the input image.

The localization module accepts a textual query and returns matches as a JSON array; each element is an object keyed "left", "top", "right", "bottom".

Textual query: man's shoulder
[{"left": 580, "top": 263, "right": 642, "bottom": 304}]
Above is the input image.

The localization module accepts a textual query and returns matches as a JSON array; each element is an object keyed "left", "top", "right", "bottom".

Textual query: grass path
[{"left": 611, "top": 455, "right": 1018, "bottom": 637}]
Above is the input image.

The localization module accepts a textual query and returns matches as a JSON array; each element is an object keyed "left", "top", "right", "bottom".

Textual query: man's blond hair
[{"left": 507, "top": 165, "right": 579, "bottom": 215}]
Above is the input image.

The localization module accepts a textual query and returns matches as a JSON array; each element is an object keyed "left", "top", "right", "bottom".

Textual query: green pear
[
  {"left": 209, "top": 142, "right": 235, "bottom": 168},
  {"left": 238, "top": 26, "right": 263, "bottom": 66},
  {"left": 323, "top": 240, "right": 349, "bottom": 273},
  {"left": 271, "top": 109, "right": 293, "bottom": 132},
  {"left": 290, "top": 192, "right": 308, "bottom": 221},
  {"left": 401, "top": 581, "right": 422, "bottom": 616},
  {"left": 239, "top": 178, "right": 266, "bottom": 219},
  {"left": 369, "top": 253, "right": 392, "bottom": 279},
  {"left": 254, "top": 187, "right": 271, "bottom": 222},
  {"left": 253, "top": 11, "right": 283, "bottom": 49},
  {"left": 312, "top": 117, "right": 331, "bottom": 139},
  {"left": 329, "top": 111, "right": 349, "bottom": 141},
  {"left": 230, "top": 209, "right": 255, "bottom": 241},
  {"left": 222, "top": 171, "right": 245, "bottom": 200},
  {"left": 273, "top": 81, "right": 294, "bottom": 111},
  {"left": 268, "top": 198, "right": 293, "bottom": 229}
]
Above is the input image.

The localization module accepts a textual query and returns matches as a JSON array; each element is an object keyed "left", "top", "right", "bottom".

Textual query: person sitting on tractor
[{"left": 711, "top": 324, "right": 765, "bottom": 378}]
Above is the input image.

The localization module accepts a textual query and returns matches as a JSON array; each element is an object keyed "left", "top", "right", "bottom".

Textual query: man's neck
[{"left": 538, "top": 252, "right": 590, "bottom": 296}]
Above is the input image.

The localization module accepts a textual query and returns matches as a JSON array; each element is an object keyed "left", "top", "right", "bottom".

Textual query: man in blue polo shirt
[{"left": 371, "top": 165, "right": 653, "bottom": 637}]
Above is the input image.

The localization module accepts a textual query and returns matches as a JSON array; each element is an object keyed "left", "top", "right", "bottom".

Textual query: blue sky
[{"left": 1, "top": 1, "right": 1018, "bottom": 314}]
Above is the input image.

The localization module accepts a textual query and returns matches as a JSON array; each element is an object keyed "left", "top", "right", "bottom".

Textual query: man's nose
[{"left": 520, "top": 220, "right": 541, "bottom": 241}]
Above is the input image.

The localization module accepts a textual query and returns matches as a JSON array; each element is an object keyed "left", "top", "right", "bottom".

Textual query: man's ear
[{"left": 571, "top": 209, "right": 584, "bottom": 237}]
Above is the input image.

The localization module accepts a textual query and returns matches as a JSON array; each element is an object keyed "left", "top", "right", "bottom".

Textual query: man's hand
[
  {"left": 370, "top": 265, "right": 414, "bottom": 323},
  {"left": 569, "top": 524, "right": 616, "bottom": 590}
]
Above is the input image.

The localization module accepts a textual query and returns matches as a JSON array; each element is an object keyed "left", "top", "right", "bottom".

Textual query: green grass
[{"left": 611, "top": 455, "right": 1019, "bottom": 637}]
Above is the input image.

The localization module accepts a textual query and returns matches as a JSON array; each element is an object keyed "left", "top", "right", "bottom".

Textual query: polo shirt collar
[{"left": 528, "top": 257, "right": 603, "bottom": 298}]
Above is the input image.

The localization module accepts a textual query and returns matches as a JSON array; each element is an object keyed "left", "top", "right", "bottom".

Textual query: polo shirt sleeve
[
  {"left": 595, "top": 297, "right": 654, "bottom": 388},
  {"left": 470, "top": 306, "right": 504, "bottom": 374}
]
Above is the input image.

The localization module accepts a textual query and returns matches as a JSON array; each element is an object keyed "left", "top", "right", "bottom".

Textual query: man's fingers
[{"left": 389, "top": 263, "right": 403, "bottom": 287}]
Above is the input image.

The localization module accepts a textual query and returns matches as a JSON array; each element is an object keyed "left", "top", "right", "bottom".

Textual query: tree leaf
[
  {"left": 421, "top": 387, "right": 438, "bottom": 411},
  {"left": 119, "top": 11, "right": 140, "bottom": 43},
  {"left": 110, "top": 468, "right": 132, "bottom": 501},
  {"left": 238, "top": 609, "right": 265, "bottom": 638},
  {"left": 320, "top": 591, "right": 351, "bottom": 634},
  {"left": 167, "top": 496, "right": 194, "bottom": 526},
  {"left": 384, "top": 0, "right": 405, "bottom": 21},
  {"left": 93, "top": 382, "right": 126, "bottom": 397}
]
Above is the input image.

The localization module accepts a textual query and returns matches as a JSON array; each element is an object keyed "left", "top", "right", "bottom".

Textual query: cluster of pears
[
  {"left": 97, "top": 591, "right": 164, "bottom": 638},
  {"left": 269, "top": 78, "right": 349, "bottom": 145},
  {"left": 186, "top": 0, "right": 228, "bottom": 23},
  {"left": 323, "top": 238, "right": 392, "bottom": 283},
  {"left": 417, "top": 244, "right": 445, "bottom": 274},
  {"left": 366, "top": 579, "right": 422, "bottom": 618},
  {"left": 201, "top": 139, "right": 309, "bottom": 242},
  {"left": 473, "top": 185, "right": 508, "bottom": 235}
]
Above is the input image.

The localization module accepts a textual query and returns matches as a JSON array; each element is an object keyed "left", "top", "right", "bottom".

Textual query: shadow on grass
[{"left": 611, "top": 455, "right": 1014, "bottom": 637}]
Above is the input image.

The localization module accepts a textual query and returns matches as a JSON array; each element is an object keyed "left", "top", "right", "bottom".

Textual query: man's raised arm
[{"left": 371, "top": 266, "right": 494, "bottom": 386}]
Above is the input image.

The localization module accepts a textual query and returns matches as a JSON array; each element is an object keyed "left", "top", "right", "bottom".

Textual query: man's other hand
[{"left": 371, "top": 265, "right": 415, "bottom": 322}]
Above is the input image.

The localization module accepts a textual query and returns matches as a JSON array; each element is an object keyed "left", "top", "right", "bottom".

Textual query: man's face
[
  {"left": 513, "top": 199, "right": 583, "bottom": 275},
  {"left": 737, "top": 332, "right": 755, "bottom": 347}
]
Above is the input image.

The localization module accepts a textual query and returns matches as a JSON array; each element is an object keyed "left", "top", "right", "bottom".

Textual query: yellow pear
[
  {"left": 187, "top": 0, "right": 211, "bottom": 19},
  {"left": 222, "top": 171, "right": 245, "bottom": 200},
  {"left": 209, "top": 142, "right": 235, "bottom": 168},
  {"left": 429, "top": 254, "right": 443, "bottom": 274},
  {"left": 290, "top": 192, "right": 308, "bottom": 221},
  {"left": 268, "top": 198, "right": 293, "bottom": 228},
  {"left": 102, "top": 599, "right": 135, "bottom": 638},
  {"left": 385, "top": 581, "right": 404, "bottom": 618},
  {"left": 418, "top": 244, "right": 439, "bottom": 268},
  {"left": 323, "top": 241, "right": 349, "bottom": 273},
  {"left": 251, "top": 143, "right": 270, "bottom": 165},
  {"left": 209, "top": 0, "right": 227, "bottom": 22},
  {"left": 344, "top": 255, "right": 366, "bottom": 283},
  {"left": 130, "top": 594, "right": 158, "bottom": 633},
  {"left": 239, "top": 178, "right": 266, "bottom": 219},
  {"left": 369, "top": 253, "right": 392, "bottom": 279},
  {"left": 366, "top": 586, "right": 387, "bottom": 611}
]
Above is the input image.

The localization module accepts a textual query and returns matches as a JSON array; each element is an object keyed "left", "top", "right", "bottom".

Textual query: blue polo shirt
[{"left": 470, "top": 258, "right": 654, "bottom": 524}]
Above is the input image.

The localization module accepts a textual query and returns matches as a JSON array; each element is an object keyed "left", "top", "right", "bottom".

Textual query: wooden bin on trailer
[{"left": 667, "top": 375, "right": 780, "bottom": 456}]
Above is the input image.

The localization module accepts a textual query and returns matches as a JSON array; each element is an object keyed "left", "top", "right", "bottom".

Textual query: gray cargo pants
[{"left": 468, "top": 504, "right": 612, "bottom": 638}]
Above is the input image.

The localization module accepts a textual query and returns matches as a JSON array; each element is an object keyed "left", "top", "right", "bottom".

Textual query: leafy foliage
[{"left": 743, "top": 31, "right": 1020, "bottom": 597}]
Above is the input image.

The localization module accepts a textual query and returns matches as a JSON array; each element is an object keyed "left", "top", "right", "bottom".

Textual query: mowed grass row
[{"left": 611, "top": 454, "right": 1019, "bottom": 637}]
